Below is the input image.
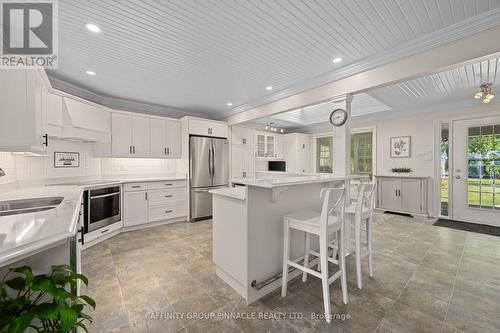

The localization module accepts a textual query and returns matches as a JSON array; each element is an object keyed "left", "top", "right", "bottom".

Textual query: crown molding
[
  {"left": 219, "top": 8, "right": 500, "bottom": 120},
  {"left": 47, "top": 75, "right": 207, "bottom": 119}
]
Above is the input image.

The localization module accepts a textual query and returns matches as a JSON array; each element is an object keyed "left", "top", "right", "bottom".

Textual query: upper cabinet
[
  {"left": 150, "top": 118, "right": 182, "bottom": 158},
  {"left": 189, "top": 119, "right": 228, "bottom": 138},
  {"left": 0, "top": 69, "right": 47, "bottom": 154},
  {"left": 111, "top": 113, "right": 151, "bottom": 157},
  {"left": 231, "top": 126, "right": 255, "bottom": 145},
  {"left": 255, "top": 132, "right": 282, "bottom": 158}
]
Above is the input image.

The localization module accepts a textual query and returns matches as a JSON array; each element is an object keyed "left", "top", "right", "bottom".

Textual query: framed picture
[
  {"left": 54, "top": 152, "right": 80, "bottom": 168},
  {"left": 390, "top": 136, "right": 411, "bottom": 158}
]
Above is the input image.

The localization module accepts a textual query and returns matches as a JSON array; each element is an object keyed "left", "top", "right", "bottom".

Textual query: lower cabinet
[
  {"left": 123, "top": 191, "right": 148, "bottom": 226},
  {"left": 123, "top": 181, "right": 187, "bottom": 227},
  {"left": 376, "top": 176, "right": 428, "bottom": 215}
]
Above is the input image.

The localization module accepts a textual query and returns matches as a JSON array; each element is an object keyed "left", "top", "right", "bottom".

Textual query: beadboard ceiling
[
  {"left": 367, "top": 56, "right": 499, "bottom": 109},
  {"left": 47, "top": 0, "right": 500, "bottom": 119}
]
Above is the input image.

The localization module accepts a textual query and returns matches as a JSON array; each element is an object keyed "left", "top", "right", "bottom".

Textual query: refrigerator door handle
[
  {"left": 211, "top": 145, "right": 215, "bottom": 178},
  {"left": 208, "top": 145, "right": 213, "bottom": 179}
]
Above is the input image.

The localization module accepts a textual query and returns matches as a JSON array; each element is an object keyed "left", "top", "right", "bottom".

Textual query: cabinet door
[
  {"left": 243, "top": 145, "right": 255, "bottom": 177},
  {"left": 132, "top": 116, "right": 150, "bottom": 156},
  {"left": 378, "top": 179, "right": 401, "bottom": 211},
  {"left": 211, "top": 122, "right": 228, "bottom": 138},
  {"left": 112, "top": 113, "right": 133, "bottom": 156},
  {"left": 166, "top": 120, "right": 182, "bottom": 158},
  {"left": 123, "top": 191, "right": 148, "bottom": 226},
  {"left": 231, "top": 126, "right": 245, "bottom": 145},
  {"left": 150, "top": 118, "right": 166, "bottom": 157},
  {"left": 256, "top": 134, "right": 266, "bottom": 157},
  {"left": 189, "top": 119, "right": 211, "bottom": 136},
  {"left": 42, "top": 92, "right": 63, "bottom": 137},
  {"left": 231, "top": 145, "right": 245, "bottom": 178},
  {"left": 266, "top": 135, "right": 275, "bottom": 157},
  {"left": 401, "top": 179, "right": 423, "bottom": 214}
]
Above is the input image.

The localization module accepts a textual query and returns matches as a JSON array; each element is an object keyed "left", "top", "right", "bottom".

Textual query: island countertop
[
  {"left": 0, "top": 186, "right": 83, "bottom": 267},
  {"left": 230, "top": 174, "right": 368, "bottom": 188}
]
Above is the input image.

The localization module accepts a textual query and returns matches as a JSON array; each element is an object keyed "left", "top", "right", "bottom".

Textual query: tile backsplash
[{"left": 0, "top": 139, "right": 180, "bottom": 185}]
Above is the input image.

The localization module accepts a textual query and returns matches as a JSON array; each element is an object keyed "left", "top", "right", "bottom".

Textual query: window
[
  {"left": 440, "top": 123, "right": 449, "bottom": 216},
  {"left": 351, "top": 132, "right": 373, "bottom": 177},
  {"left": 316, "top": 136, "right": 333, "bottom": 173}
]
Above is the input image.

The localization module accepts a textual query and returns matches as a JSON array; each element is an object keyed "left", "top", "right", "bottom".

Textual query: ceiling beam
[{"left": 225, "top": 26, "right": 500, "bottom": 125}]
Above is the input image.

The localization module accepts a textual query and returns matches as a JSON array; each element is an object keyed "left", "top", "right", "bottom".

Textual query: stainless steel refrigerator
[{"left": 189, "top": 136, "right": 229, "bottom": 221}]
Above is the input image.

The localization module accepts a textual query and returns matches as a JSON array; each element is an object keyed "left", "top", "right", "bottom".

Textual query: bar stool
[
  {"left": 281, "top": 187, "right": 348, "bottom": 323},
  {"left": 345, "top": 182, "right": 377, "bottom": 289}
]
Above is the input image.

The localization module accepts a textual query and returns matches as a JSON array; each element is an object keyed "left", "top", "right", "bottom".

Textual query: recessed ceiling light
[
  {"left": 333, "top": 57, "right": 343, "bottom": 63},
  {"left": 85, "top": 70, "right": 96, "bottom": 76},
  {"left": 226, "top": 102, "right": 233, "bottom": 106},
  {"left": 85, "top": 23, "right": 101, "bottom": 33},
  {"left": 266, "top": 86, "right": 273, "bottom": 91}
]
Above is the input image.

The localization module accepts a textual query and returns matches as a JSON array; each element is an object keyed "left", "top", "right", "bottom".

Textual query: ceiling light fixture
[
  {"left": 227, "top": 102, "right": 233, "bottom": 106},
  {"left": 85, "top": 70, "right": 96, "bottom": 76},
  {"left": 266, "top": 86, "right": 273, "bottom": 91},
  {"left": 85, "top": 23, "right": 101, "bottom": 33},
  {"left": 333, "top": 57, "right": 343, "bottom": 63},
  {"left": 265, "top": 122, "right": 284, "bottom": 134},
  {"left": 474, "top": 83, "right": 495, "bottom": 104}
]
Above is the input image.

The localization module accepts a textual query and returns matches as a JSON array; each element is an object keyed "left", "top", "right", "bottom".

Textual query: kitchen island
[{"left": 210, "top": 174, "right": 367, "bottom": 304}]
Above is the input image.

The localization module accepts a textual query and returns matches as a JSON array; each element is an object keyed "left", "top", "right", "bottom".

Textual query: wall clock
[{"left": 329, "top": 108, "right": 348, "bottom": 127}]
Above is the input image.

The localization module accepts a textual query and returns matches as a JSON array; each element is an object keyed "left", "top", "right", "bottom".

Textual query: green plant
[
  {"left": 391, "top": 167, "right": 412, "bottom": 173},
  {"left": 0, "top": 265, "right": 95, "bottom": 333}
]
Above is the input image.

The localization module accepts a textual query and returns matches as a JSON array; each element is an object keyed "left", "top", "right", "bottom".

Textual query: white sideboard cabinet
[{"left": 375, "top": 175, "right": 429, "bottom": 216}]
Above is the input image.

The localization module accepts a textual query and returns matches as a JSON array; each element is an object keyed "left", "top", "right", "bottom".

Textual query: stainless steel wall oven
[{"left": 83, "top": 185, "right": 121, "bottom": 233}]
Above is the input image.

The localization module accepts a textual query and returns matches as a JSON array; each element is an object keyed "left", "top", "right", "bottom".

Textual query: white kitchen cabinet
[
  {"left": 376, "top": 176, "right": 428, "bottom": 215},
  {"left": 41, "top": 92, "right": 63, "bottom": 137},
  {"left": 0, "top": 69, "right": 47, "bottom": 154},
  {"left": 231, "top": 126, "right": 255, "bottom": 146},
  {"left": 189, "top": 119, "right": 228, "bottom": 138},
  {"left": 123, "top": 191, "right": 148, "bottom": 226},
  {"left": 256, "top": 132, "right": 281, "bottom": 158},
  {"left": 151, "top": 118, "right": 182, "bottom": 158},
  {"left": 111, "top": 113, "right": 151, "bottom": 157},
  {"left": 232, "top": 145, "right": 255, "bottom": 178},
  {"left": 283, "top": 133, "right": 311, "bottom": 173}
]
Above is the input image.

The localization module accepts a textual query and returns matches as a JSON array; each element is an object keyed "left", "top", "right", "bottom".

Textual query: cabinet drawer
[
  {"left": 123, "top": 183, "right": 148, "bottom": 191},
  {"left": 148, "top": 203, "right": 186, "bottom": 223},
  {"left": 148, "top": 180, "right": 186, "bottom": 190},
  {"left": 148, "top": 188, "right": 187, "bottom": 205}
]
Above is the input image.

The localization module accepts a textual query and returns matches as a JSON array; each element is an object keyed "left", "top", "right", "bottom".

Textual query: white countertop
[
  {"left": 0, "top": 186, "right": 83, "bottom": 267},
  {"left": 210, "top": 187, "right": 246, "bottom": 200},
  {"left": 230, "top": 174, "right": 368, "bottom": 188}
]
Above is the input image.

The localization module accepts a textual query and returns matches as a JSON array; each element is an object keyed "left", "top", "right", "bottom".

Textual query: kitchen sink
[{"left": 0, "top": 197, "right": 64, "bottom": 216}]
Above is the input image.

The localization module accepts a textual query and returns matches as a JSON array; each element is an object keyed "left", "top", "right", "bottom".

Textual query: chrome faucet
[{"left": 0, "top": 168, "right": 5, "bottom": 177}]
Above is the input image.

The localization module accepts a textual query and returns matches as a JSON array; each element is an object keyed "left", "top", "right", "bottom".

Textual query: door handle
[
  {"left": 42, "top": 134, "right": 48, "bottom": 146},
  {"left": 211, "top": 145, "right": 215, "bottom": 178},
  {"left": 167, "top": 147, "right": 170, "bottom": 155},
  {"left": 208, "top": 146, "right": 212, "bottom": 177}
]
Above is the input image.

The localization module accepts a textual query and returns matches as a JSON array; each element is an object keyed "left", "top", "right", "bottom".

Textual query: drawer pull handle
[
  {"left": 164, "top": 183, "right": 173, "bottom": 186},
  {"left": 101, "top": 229, "right": 109, "bottom": 234},
  {"left": 165, "top": 195, "right": 173, "bottom": 198},
  {"left": 165, "top": 210, "right": 173, "bottom": 213},
  {"left": 131, "top": 185, "right": 142, "bottom": 188}
]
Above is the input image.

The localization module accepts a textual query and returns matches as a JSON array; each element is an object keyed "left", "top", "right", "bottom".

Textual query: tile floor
[{"left": 81, "top": 212, "right": 500, "bottom": 333}]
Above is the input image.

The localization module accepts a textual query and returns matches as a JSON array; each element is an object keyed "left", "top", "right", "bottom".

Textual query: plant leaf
[
  {"left": 5, "top": 277, "right": 25, "bottom": 291},
  {"left": 71, "top": 304, "right": 84, "bottom": 313},
  {"left": 12, "top": 266, "right": 34, "bottom": 284},
  {"left": 31, "top": 279, "right": 58, "bottom": 297},
  {"left": 51, "top": 265, "right": 73, "bottom": 274},
  {"left": 59, "top": 307, "right": 78, "bottom": 333},
  {"left": 75, "top": 322, "right": 89, "bottom": 333},
  {"left": 78, "top": 312, "right": 93, "bottom": 322},
  {"left": 7, "top": 313, "right": 34, "bottom": 333},
  {"left": 33, "top": 303, "right": 59, "bottom": 320},
  {"left": 78, "top": 295, "right": 96, "bottom": 310},
  {"left": 71, "top": 273, "right": 89, "bottom": 286},
  {"left": 54, "top": 288, "right": 77, "bottom": 303}
]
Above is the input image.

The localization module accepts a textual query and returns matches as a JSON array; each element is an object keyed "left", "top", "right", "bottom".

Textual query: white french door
[{"left": 452, "top": 116, "right": 500, "bottom": 226}]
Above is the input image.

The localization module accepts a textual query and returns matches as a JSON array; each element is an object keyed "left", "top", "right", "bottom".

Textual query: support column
[{"left": 332, "top": 94, "right": 353, "bottom": 176}]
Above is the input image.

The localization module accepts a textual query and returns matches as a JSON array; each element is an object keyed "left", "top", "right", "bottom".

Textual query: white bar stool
[
  {"left": 281, "top": 187, "right": 348, "bottom": 323},
  {"left": 345, "top": 182, "right": 377, "bottom": 289}
]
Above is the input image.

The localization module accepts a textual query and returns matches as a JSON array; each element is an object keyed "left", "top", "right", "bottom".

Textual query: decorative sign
[
  {"left": 390, "top": 136, "right": 411, "bottom": 158},
  {"left": 54, "top": 152, "right": 80, "bottom": 168}
]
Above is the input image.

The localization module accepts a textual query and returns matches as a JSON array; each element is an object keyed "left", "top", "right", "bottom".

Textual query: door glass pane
[
  {"left": 257, "top": 134, "right": 265, "bottom": 157},
  {"left": 467, "top": 125, "right": 500, "bottom": 210},
  {"left": 440, "top": 123, "right": 449, "bottom": 216},
  {"left": 316, "top": 136, "right": 333, "bottom": 173},
  {"left": 267, "top": 136, "right": 274, "bottom": 157},
  {"left": 351, "top": 132, "right": 373, "bottom": 178}
]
